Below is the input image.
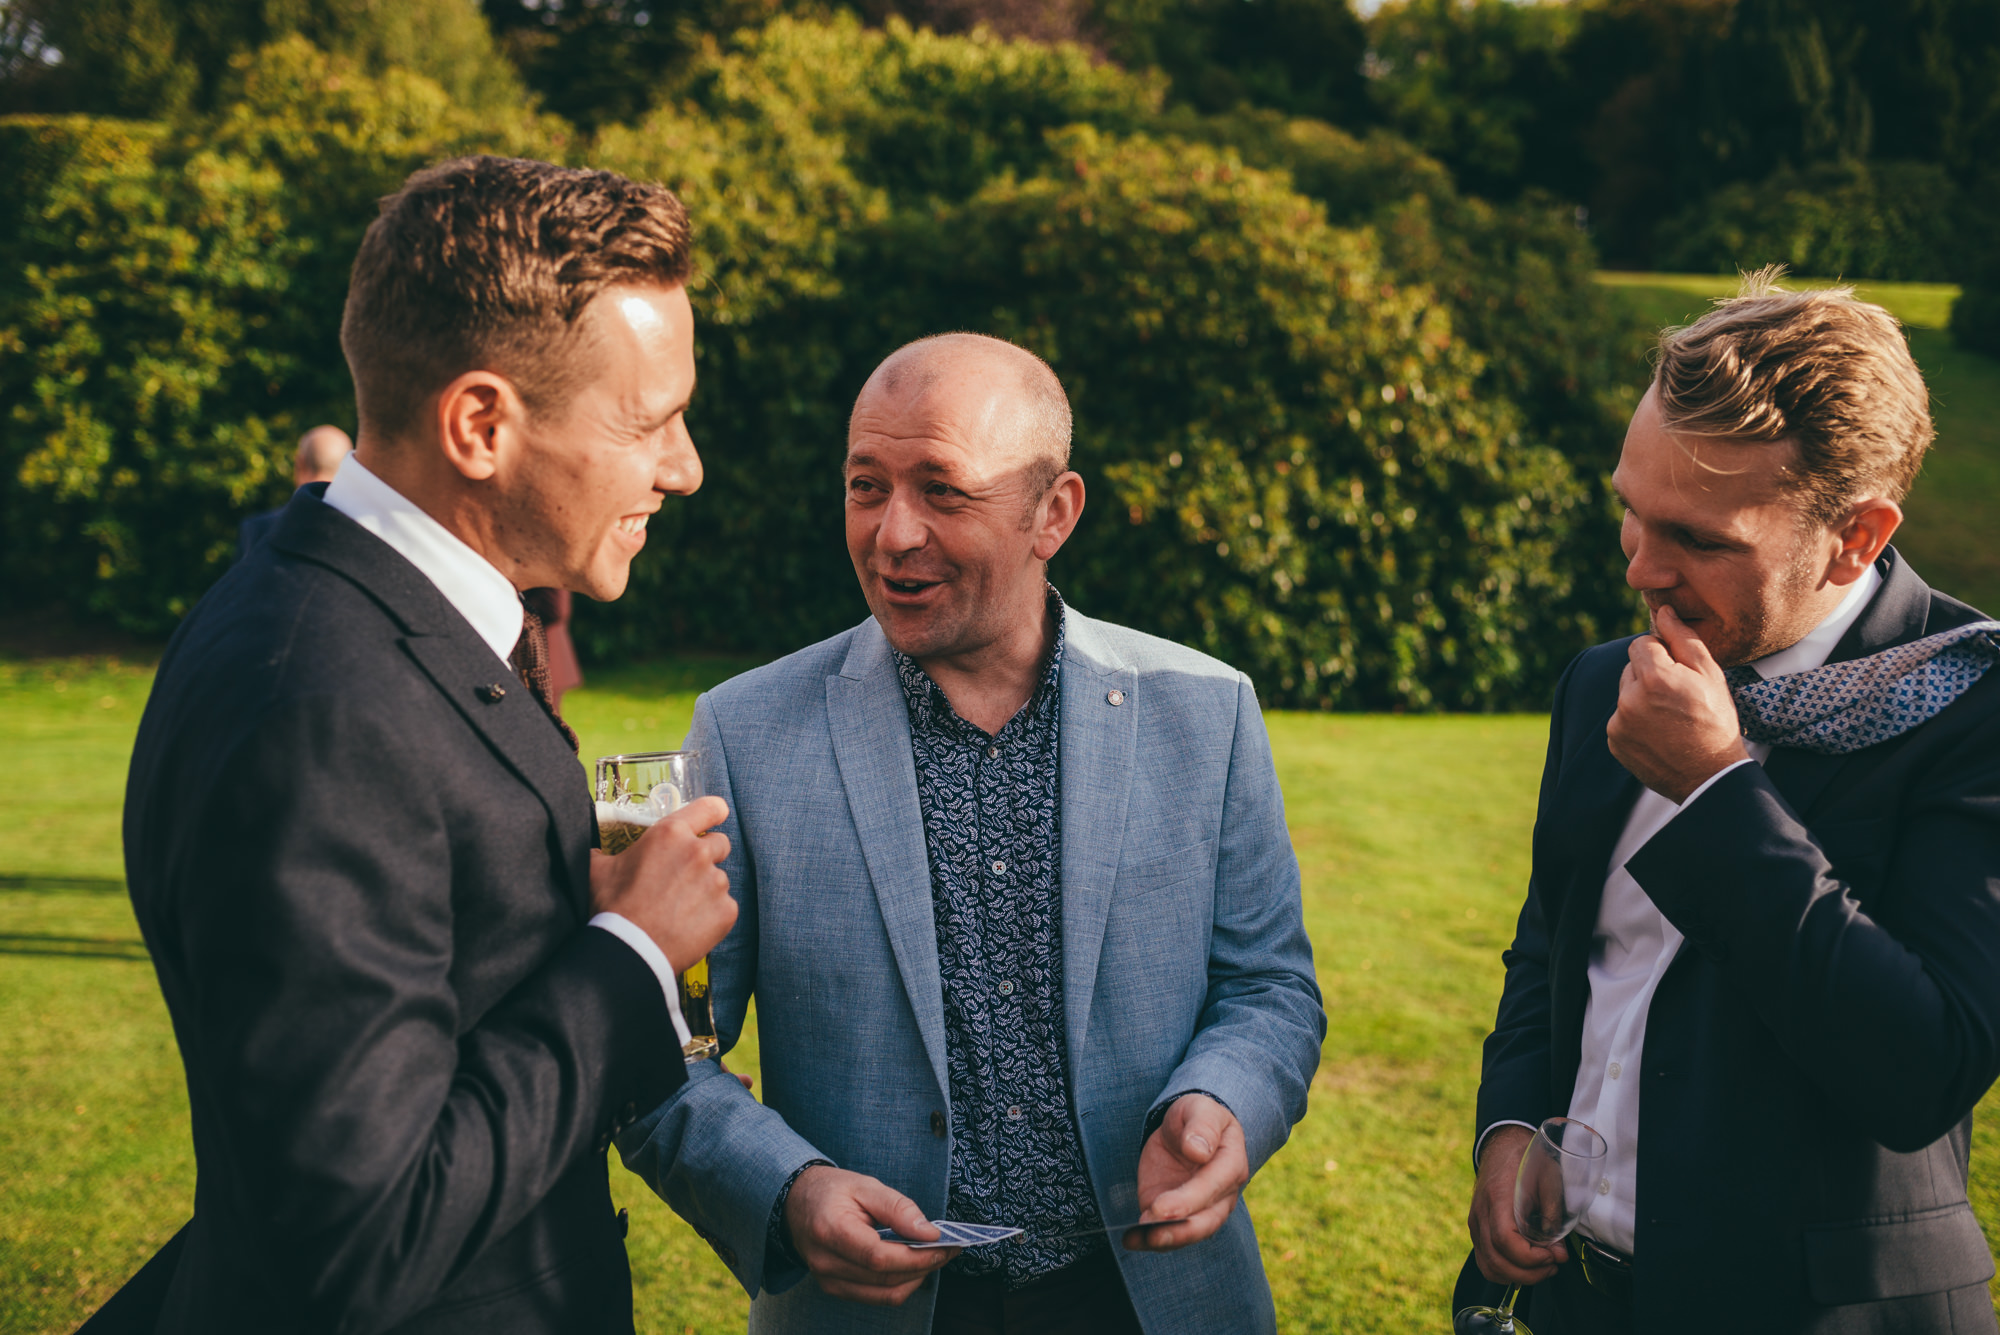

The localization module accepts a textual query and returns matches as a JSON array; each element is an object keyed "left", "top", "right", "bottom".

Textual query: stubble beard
[{"left": 1722, "top": 537, "right": 1829, "bottom": 668}]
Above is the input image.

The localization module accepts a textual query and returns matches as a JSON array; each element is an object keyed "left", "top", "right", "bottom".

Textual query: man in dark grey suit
[
  {"left": 1459, "top": 273, "right": 2000, "bottom": 1332},
  {"left": 113, "top": 156, "right": 737, "bottom": 1333}
]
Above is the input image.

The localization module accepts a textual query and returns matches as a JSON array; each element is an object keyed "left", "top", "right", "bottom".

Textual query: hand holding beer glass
[{"left": 588, "top": 750, "right": 732, "bottom": 1062}]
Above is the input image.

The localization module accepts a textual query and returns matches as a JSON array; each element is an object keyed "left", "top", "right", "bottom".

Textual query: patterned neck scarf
[{"left": 1724, "top": 621, "right": 2000, "bottom": 755}]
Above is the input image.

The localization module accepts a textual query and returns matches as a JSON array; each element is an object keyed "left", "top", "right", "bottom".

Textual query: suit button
[
  {"left": 475, "top": 683, "right": 507, "bottom": 703},
  {"left": 594, "top": 1131, "right": 611, "bottom": 1154},
  {"left": 621, "top": 1101, "right": 637, "bottom": 1123},
  {"left": 930, "top": 1110, "right": 947, "bottom": 1138},
  {"left": 617, "top": 1208, "right": 629, "bottom": 1238}
]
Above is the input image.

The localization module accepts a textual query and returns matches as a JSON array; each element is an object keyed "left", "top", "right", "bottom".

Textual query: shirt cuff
[
  {"left": 1674, "top": 757, "right": 1755, "bottom": 810},
  {"left": 589, "top": 913, "right": 692, "bottom": 1050},
  {"left": 1473, "top": 1120, "right": 1539, "bottom": 1171}
]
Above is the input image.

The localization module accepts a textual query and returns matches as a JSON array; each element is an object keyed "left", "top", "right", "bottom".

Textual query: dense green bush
[
  {"left": 1655, "top": 160, "right": 1962, "bottom": 283},
  {"left": 580, "top": 17, "right": 1642, "bottom": 707},
  {"left": 0, "top": 40, "right": 557, "bottom": 632},
  {"left": 1, "top": 17, "right": 1647, "bottom": 706}
]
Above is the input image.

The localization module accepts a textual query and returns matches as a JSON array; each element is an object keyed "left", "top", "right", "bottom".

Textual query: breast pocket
[{"left": 1110, "top": 837, "right": 1217, "bottom": 938}]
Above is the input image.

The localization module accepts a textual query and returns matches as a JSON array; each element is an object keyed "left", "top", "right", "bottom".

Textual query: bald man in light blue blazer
[{"left": 618, "top": 335, "right": 1324, "bottom": 1334}]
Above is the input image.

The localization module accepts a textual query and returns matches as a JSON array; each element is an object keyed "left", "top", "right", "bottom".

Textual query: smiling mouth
[
  {"left": 883, "top": 576, "right": 942, "bottom": 596},
  {"left": 617, "top": 514, "right": 650, "bottom": 538}
]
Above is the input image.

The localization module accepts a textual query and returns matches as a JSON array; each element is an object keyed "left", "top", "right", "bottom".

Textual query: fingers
[
  {"left": 1147, "top": 1125, "right": 1245, "bottom": 1223},
  {"left": 850, "top": 1176, "right": 935, "bottom": 1243},
  {"left": 666, "top": 794, "right": 730, "bottom": 836},
  {"left": 1652, "top": 604, "right": 1720, "bottom": 673}
]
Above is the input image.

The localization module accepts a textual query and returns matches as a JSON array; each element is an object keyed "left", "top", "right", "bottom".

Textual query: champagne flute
[
  {"left": 593, "top": 749, "right": 719, "bottom": 1063},
  {"left": 1452, "top": 1117, "right": 1609, "bottom": 1335}
]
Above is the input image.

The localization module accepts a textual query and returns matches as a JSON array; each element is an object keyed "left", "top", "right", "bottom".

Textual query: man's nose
[
  {"left": 876, "top": 487, "right": 929, "bottom": 555},
  {"left": 656, "top": 419, "right": 702, "bottom": 496},
  {"left": 1623, "top": 523, "right": 1675, "bottom": 591}
]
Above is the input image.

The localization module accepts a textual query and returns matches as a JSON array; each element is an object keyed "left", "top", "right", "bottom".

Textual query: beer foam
[{"left": 596, "top": 798, "right": 663, "bottom": 829}]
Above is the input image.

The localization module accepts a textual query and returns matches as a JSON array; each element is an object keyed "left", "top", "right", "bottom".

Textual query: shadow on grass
[
  {"left": 0, "top": 932, "right": 150, "bottom": 961},
  {"left": 0, "top": 873, "right": 128, "bottom": 893}
]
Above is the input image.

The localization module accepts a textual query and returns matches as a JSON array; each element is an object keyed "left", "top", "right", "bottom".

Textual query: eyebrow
[{"left": 1613, "top": 486, "right": 1747, "bottom": 549}]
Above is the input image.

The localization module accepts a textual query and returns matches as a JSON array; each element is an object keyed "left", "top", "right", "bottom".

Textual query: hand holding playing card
[
  {"left": 1127, "top": 1093, "right": 1249, "bottom": 1252},
  {"left": 785, "top": 1165, "right": 958, "bottom": 1306}
]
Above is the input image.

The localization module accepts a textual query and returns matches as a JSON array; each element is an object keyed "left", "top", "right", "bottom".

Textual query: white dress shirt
[
  {"left": 1479, "top": 566, "right": 1881, "bottom": 1253},
  {"left": 322, "top": 457, "right": 691, "bottom": 1047}
]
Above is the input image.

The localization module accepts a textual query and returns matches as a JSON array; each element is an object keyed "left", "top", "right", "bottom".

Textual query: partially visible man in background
[
  {"left": 1459, "top": 272, "right": 2000, "bottom": 1332},
  {"left": 237, "top": 424, "right": 353, "bottom": 558},
  {"left": 618, "top": 333, "right": 1324, "bottom": 1334},
  {"left": 112, "top": 156, "right": 737, "bottom": 1334}
]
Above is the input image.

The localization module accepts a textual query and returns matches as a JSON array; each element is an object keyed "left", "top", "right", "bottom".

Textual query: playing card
[{"left": 876, "top": 1219, "right": 1024, "bottom": 1249}]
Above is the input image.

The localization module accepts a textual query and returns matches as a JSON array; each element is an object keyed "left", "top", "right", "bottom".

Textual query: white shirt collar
[
  {"left": 1746, "top": 561, "right": 1884, "bottom": 681},
  {"left": 321, "top": 455, "right": 525, "bottom": 666}
]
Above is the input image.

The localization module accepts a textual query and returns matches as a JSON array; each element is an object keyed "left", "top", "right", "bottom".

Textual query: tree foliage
[
  {"left": 0, "top": 0, "right": 523, "bottom": 118},
  {"left": 0, "top": 39, "right": 557, "bottom": 630},
  {"left": 0, "top": 16, "right": 1648, "bottom": 706}
]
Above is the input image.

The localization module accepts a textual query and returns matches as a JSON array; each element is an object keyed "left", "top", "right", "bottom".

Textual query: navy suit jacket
[{"left": 1460, "top": 548, "right": 2000, "bottom": 1333}]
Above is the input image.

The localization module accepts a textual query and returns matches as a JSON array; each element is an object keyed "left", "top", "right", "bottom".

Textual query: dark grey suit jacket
[
  {"left": 1460, "top": 549, "right": 2000, "bottom": 1333},
  {"left": 123, "top": 485, "right": 684, "bottom": 1334}
]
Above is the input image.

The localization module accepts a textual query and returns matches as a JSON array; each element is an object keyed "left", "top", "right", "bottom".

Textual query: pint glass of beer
[{"left": 593, "top": 750, "right": 719, "bottom": 1063}]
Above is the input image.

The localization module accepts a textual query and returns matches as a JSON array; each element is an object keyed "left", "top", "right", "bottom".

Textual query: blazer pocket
[
  {"left": 1803, "top": 1201, "right": 1995, "bottom": 1305},
  {"left": 1115, "top": 837, "right": 1217, "bottom": 897}
]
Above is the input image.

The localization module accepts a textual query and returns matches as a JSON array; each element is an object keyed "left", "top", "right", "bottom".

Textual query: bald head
[
  {"left": 853, "top": 333, "right": 1071, "bottom": 501},
  {"left": 294, "top": 425, "right": 354, "bottom": 486}
]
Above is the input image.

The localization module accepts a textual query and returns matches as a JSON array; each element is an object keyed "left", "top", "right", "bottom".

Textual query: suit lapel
[
  {"left": 399, "top": 635, "right": 595, "bottom": 917},
  {"left": 272, "top": 489, "right": 594, "bottom": 917},
  {"left": 826, "top": 622, "right": 951, "bottom": 1097},
  {"left": 1055, "top": 614, "right": 1137, "bottom": 1075}
]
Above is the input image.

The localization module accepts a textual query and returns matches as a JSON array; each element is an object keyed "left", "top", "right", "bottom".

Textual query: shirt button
[
  {"left": 987, "top": 745, "right": 999, "bottom": 758},
  {"left": 1608, "top": 1061, "right": 1622, "bottom": 1080},
  {"left": 1597, "top": 1178, "right": 1611, "bottom": 1195},
  {"left": 998, "top": 980, "right": 1014, "bottom": 996},
  {"left": 1007, "top": 1106, "right": 1023, "bottom": 1120},
  {"left": 991, "top": 860, "right": 1007, "bottom": 874},
  {"left": 1106, "top": 689, "right": 1125, "bottom": 706}
]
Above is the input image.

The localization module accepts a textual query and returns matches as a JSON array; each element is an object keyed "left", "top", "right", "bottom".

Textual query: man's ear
[
  {"left": 1827, "top": 497, "right": 1903, "bottom": 586},
  {"left": 1031, "top": 471, "right": 1086, "bottom": 563},
  {"left": 435, "top": 371, "right": 524, "bottom": 482}
]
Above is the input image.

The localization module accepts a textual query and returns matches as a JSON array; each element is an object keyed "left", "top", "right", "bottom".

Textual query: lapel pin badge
[
  {"left": 475, "top": 683, "right": 507, "bottom": 703},
  {"left": 1106, "top": 689, "right": 1125, "bottom": 707}
]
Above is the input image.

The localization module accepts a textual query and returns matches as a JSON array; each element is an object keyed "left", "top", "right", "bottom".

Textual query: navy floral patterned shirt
[{"left": 892, "top": 590, "right": 1105, "bottom": 1285}]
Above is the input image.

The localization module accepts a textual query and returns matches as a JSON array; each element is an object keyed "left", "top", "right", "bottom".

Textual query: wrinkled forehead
[{"left": 846, "top": 374, "right": 1032, "bottom": 470}]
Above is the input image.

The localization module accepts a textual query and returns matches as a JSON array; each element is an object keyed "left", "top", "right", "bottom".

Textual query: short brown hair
[
  {"left": 1652, "top": 267, "right": 1934, "bottom": 523},
  {"left": 341, "top": 156, "right": 693, "bottom": 438}
]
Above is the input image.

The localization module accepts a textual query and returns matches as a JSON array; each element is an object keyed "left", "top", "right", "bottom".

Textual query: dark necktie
[
  {"left": 1723, "top": 620, "right": 2000, "bottom": 755},
  {"left": 511, "top": 607, "right": 580, "bottom": 754}
]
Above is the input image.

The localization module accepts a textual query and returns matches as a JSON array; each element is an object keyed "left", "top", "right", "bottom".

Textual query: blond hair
[{"left": 1652, "top": 266, "right": 1933, "bottom": 523}]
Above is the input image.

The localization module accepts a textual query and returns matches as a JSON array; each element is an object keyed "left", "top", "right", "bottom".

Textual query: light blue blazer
[{"left": 618, "top": 609, "right": 1325, "bottom": 1333}]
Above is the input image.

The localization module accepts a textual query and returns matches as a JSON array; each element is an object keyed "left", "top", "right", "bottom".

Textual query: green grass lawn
[
  {"left": 6, "top": 654, "right": 2000, "bottom": 1332},
  {"left": 1597, "top": 272, "right": 2000, "bottom": 615}
]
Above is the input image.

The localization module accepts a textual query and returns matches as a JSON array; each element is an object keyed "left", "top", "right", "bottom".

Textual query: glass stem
[{"left": 1497, "top": 1283, "right": 1522, "bottom": 1322}]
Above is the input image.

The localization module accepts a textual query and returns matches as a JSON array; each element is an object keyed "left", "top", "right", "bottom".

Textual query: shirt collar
[
  {"left": 894, "top": 586, "right": 1068, "bottom": 739},
  {"left": 1747, "top": 561, "right": 1884, "bottom": 680},
  {"left": 321, "top": 454, "right": 525, "bottom": 665}
]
